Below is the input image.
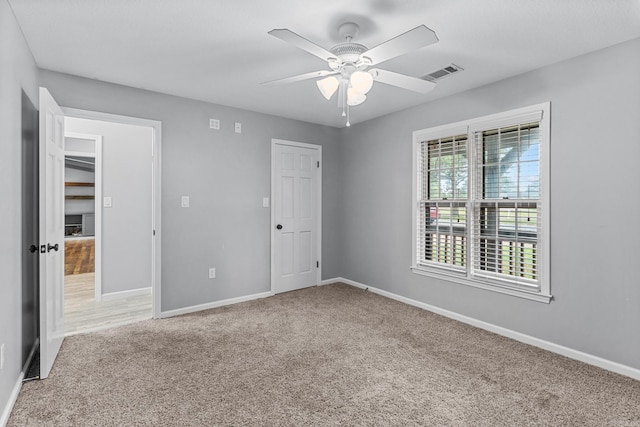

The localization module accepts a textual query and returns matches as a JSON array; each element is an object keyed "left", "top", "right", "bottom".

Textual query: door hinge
[
  {"left": 153, "top": 229, "right": 156, "bottom": 236},
  {"left": 317, "top": 260, "right": 319, "bottom": 268},
  {"left": 317, "top": 161, "right": 320, "bottom": 168}
]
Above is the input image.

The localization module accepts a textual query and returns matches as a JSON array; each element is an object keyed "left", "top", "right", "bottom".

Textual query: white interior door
[
  {"left": 39, "top": 87, "right": 65, "bottom": 378},
  {"left": 271, "top": 139, "right": 321, "bottom": 294}
]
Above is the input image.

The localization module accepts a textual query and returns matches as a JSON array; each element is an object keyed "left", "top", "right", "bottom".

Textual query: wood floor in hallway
[
  {"left": 64, "top": 237, "right": 151, "bottom": 335},
  {"left": 64, "top": 273, "right": 152, "bottom": 335},
  {"left": 65, "top": 238, "right": 95, "bottom": 275}
]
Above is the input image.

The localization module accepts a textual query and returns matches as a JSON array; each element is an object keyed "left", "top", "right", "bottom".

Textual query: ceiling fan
[{"left": 263, "top": 22, "right": 439, "bottom": 126}]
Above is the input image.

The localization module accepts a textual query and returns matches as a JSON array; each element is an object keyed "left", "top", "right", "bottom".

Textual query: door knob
[
  {"left": 47, "top": 243, "right": 59, "bottom": 252},
  {"left": 276, "top": 224, "right": 283, "bottom": 230},
  {"left": 29, "top": 244, "right": 38, "bottom": 253}
]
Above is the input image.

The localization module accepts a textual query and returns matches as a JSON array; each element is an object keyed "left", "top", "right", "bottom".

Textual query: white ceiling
[{"left": 8, "top": 0, "right": 640, "bottom": 128}]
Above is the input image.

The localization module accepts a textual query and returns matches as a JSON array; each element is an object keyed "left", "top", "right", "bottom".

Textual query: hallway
[{"left": 64, "top": 239, "right": 151, "bottom": 335}]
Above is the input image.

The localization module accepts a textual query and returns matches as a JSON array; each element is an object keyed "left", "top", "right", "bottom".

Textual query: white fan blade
[
  {"left": 370, "top": 69, "right": 436, "bottom": 94},
  {"left": 262, "top": 70, "right": 338, "bottom": 86},
  {"left": 268, "top": 29, "right": 337, "bottom": 62},
  {"left": 361, "top": 25, "right": 438, "bottom": 66}
]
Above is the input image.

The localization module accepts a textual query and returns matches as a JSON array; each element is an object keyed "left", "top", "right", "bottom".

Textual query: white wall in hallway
[{"left": 65, "top": 117, "right": 153, "bottom": 295}]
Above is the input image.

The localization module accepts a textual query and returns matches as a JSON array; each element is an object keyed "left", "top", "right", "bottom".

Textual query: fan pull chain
[
  {"left": 342, "top": 88, "right": 347, "bottom": 117},
  {"left": 346, "top": 105, "right": 351, "bottom": 127}
]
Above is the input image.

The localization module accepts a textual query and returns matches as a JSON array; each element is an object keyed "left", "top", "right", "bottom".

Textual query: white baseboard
[
  {"left": 1, "top": 371, "right": 24, "bottom": 427},
  {"left": 101, "top": 286, "right": 152, "bottom": 301},
  {"left": 323, "top": 277, "right": 640, "bottom": 381},
  {"left": 159, "top": 290, "right": 275, "bottom": 319}
]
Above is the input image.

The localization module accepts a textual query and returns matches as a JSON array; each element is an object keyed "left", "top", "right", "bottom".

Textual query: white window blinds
[
  {"left": 416, "top": 134, "right": 468, "bottom": 271},
  {"left": 471, "top": 123, "right": 540, "bottom": 288}
]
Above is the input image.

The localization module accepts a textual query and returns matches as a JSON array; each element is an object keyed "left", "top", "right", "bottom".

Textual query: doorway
[
  {"left": 62, "top": 115, "right": 158, "bottom": 335},
  {"left": 270, "top": 139, "right": 322, "bottom": 294}
]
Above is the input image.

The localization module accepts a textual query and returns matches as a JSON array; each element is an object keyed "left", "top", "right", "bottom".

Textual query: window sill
[{"left": 411, "top": 266, "right": 552, "bottom": 303}]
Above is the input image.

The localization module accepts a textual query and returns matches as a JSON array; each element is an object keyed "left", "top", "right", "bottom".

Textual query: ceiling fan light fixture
[
  {"left": 316, "top": 76, "right": 339, "bottom": 100},
  {"left": 347, "top": 88, "right": 366, "bottom": 106},
  {"left": 265, "top": 23, "right": 439, "bottom": 126},
  {"left": 350, "top": 70, "right": 374, "bottom": 94}
]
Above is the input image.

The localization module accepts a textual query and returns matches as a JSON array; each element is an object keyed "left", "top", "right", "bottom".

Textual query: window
[{"left": 412, "top": 103, "right": 551, "bottom": 302}]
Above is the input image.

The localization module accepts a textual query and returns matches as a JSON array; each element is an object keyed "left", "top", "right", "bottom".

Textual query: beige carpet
[{"left": 9, "top": 284, "right": 640, "bottom": 426}]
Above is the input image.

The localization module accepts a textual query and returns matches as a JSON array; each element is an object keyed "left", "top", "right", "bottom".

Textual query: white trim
[
  {"left": 101, "top": 286, "right": 152, "bottom": 301},
  {"left": 0, "top": 372, "right": 24, "bottom": 427},
  {"left": 94, "top": 136, "right": 103, "bottom": 301},
  {"left": 270, "top": 139, "right": 322, "bottom": 295},
  {"left": 467, "top": 103, "right": 546, "bottom": 133},
  {"left": 158, "top": 291, "right": 274, "bottom": 319},
  {"left": 410, "top": 266, "right": 552, "bottom": 303},
  {"left": 63, "top": 131, "right": 103, "bottom": 301},
  {"left": 412, "top": 122, "right": 469, "bottom": 145},
  {"left": 63, "top": 150, "right": 94, "bottom": 157},
  {"left": 322, "top": 277, "right": 640, "bottom": 381},
  {"left": 62, "top": 107, "right": 162, "bottom": 318}
]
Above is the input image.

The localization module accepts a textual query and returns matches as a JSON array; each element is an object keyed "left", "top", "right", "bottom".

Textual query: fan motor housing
[{"left": 330, "top": 43, "right": 368, "bottom": 64}]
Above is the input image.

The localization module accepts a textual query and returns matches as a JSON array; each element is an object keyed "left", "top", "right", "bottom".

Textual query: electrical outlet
[
  {"left": 0, "top": 343, "right": 5, "bottom": 371},
  {"left": 181, "top": 196, "right": 190, "bottom": 208},
  {"left": 209, "top": 118, "right": 220, "bottom": 130},
  {"left": 234, "top": 122, "right": 242, "bottom": 133},
  {"left": 209, "top": 268, "right": 216, "bottom": 279}
]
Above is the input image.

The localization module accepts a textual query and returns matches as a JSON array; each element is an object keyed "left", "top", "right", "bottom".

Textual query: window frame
[{"left": 411, "top": 103, "right": 551, "bottom": 303}]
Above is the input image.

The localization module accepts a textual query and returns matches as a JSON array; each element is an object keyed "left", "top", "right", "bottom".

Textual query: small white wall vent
[{"left": 422, "top": 64, "right": 464, "bottom": 82}]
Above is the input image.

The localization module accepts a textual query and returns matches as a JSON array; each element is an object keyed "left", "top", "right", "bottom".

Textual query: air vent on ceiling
[{"left": 422, "top": 63, "right": 464, "bottom": 82}]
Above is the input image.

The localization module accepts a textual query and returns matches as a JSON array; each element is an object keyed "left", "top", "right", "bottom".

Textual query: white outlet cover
[
  {"left": 181, "top": 196, "right": 190, "bottom": 208},
  {"left": 210, "top": 118, "right": 220, "bottom": 130},
  {"left": 262, "top": 197, "right": 269, "bottom": 208},
  {"left": 209, "top": 268, "right": 216, "bottom": 279}
]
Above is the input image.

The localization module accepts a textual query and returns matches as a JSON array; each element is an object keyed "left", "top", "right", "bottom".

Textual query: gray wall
[
  {"left": 336, "top": 37, "right": 640, "bottom": 370},
  {"left": 0, "top": 0, "right": 38, "bottom": 417},
  {"left": 2, "top": 2, "right": 638, "bottom": 417},
  {"left": 39, "top": 70, "right": 343, "bottom": 311},
  {"left": 66, "top": 118, "right": 153, "bottom": 294}
]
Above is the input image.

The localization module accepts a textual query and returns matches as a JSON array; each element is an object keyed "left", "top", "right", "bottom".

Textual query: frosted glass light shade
[
  {"left": 316, "top": 76, "right": 340, "bottom": 100},
  {"left": 350, "top": 71, "right": 374, "bottom": 94},
  {"left": 347, "top": 87, "right": 366, "bottom": 106}
]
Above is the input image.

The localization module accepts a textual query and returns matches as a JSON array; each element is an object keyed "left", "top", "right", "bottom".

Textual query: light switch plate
[
  {"left": 103, "top": 196, "right": 112, "bottom": 208},
  {"left": 181, "top": 196, "right": 190, "bottom": 208},
  {"left": 234, "top": 122, "right": 242, "bottom": 133},
  {"left": 262, "top": 197, "right": 269, "bottom": 208},
  {"left": 209, "top": 118, "right": 220, "bottom": 130}
]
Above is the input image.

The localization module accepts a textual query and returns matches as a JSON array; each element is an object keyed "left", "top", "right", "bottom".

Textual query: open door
[{"left": 39, "top": 87, "right": 65, "bottom": 378}]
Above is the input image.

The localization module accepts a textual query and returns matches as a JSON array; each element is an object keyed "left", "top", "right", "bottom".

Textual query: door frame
[
  {"left": 62, "top": 107, "right": 162, "bottom": 318},
  {"left": 270, "top": 138, "right": 322, "bottom": 294},
  {"left": 63, "top": 132, "right": 103, "bottom": 301}
]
